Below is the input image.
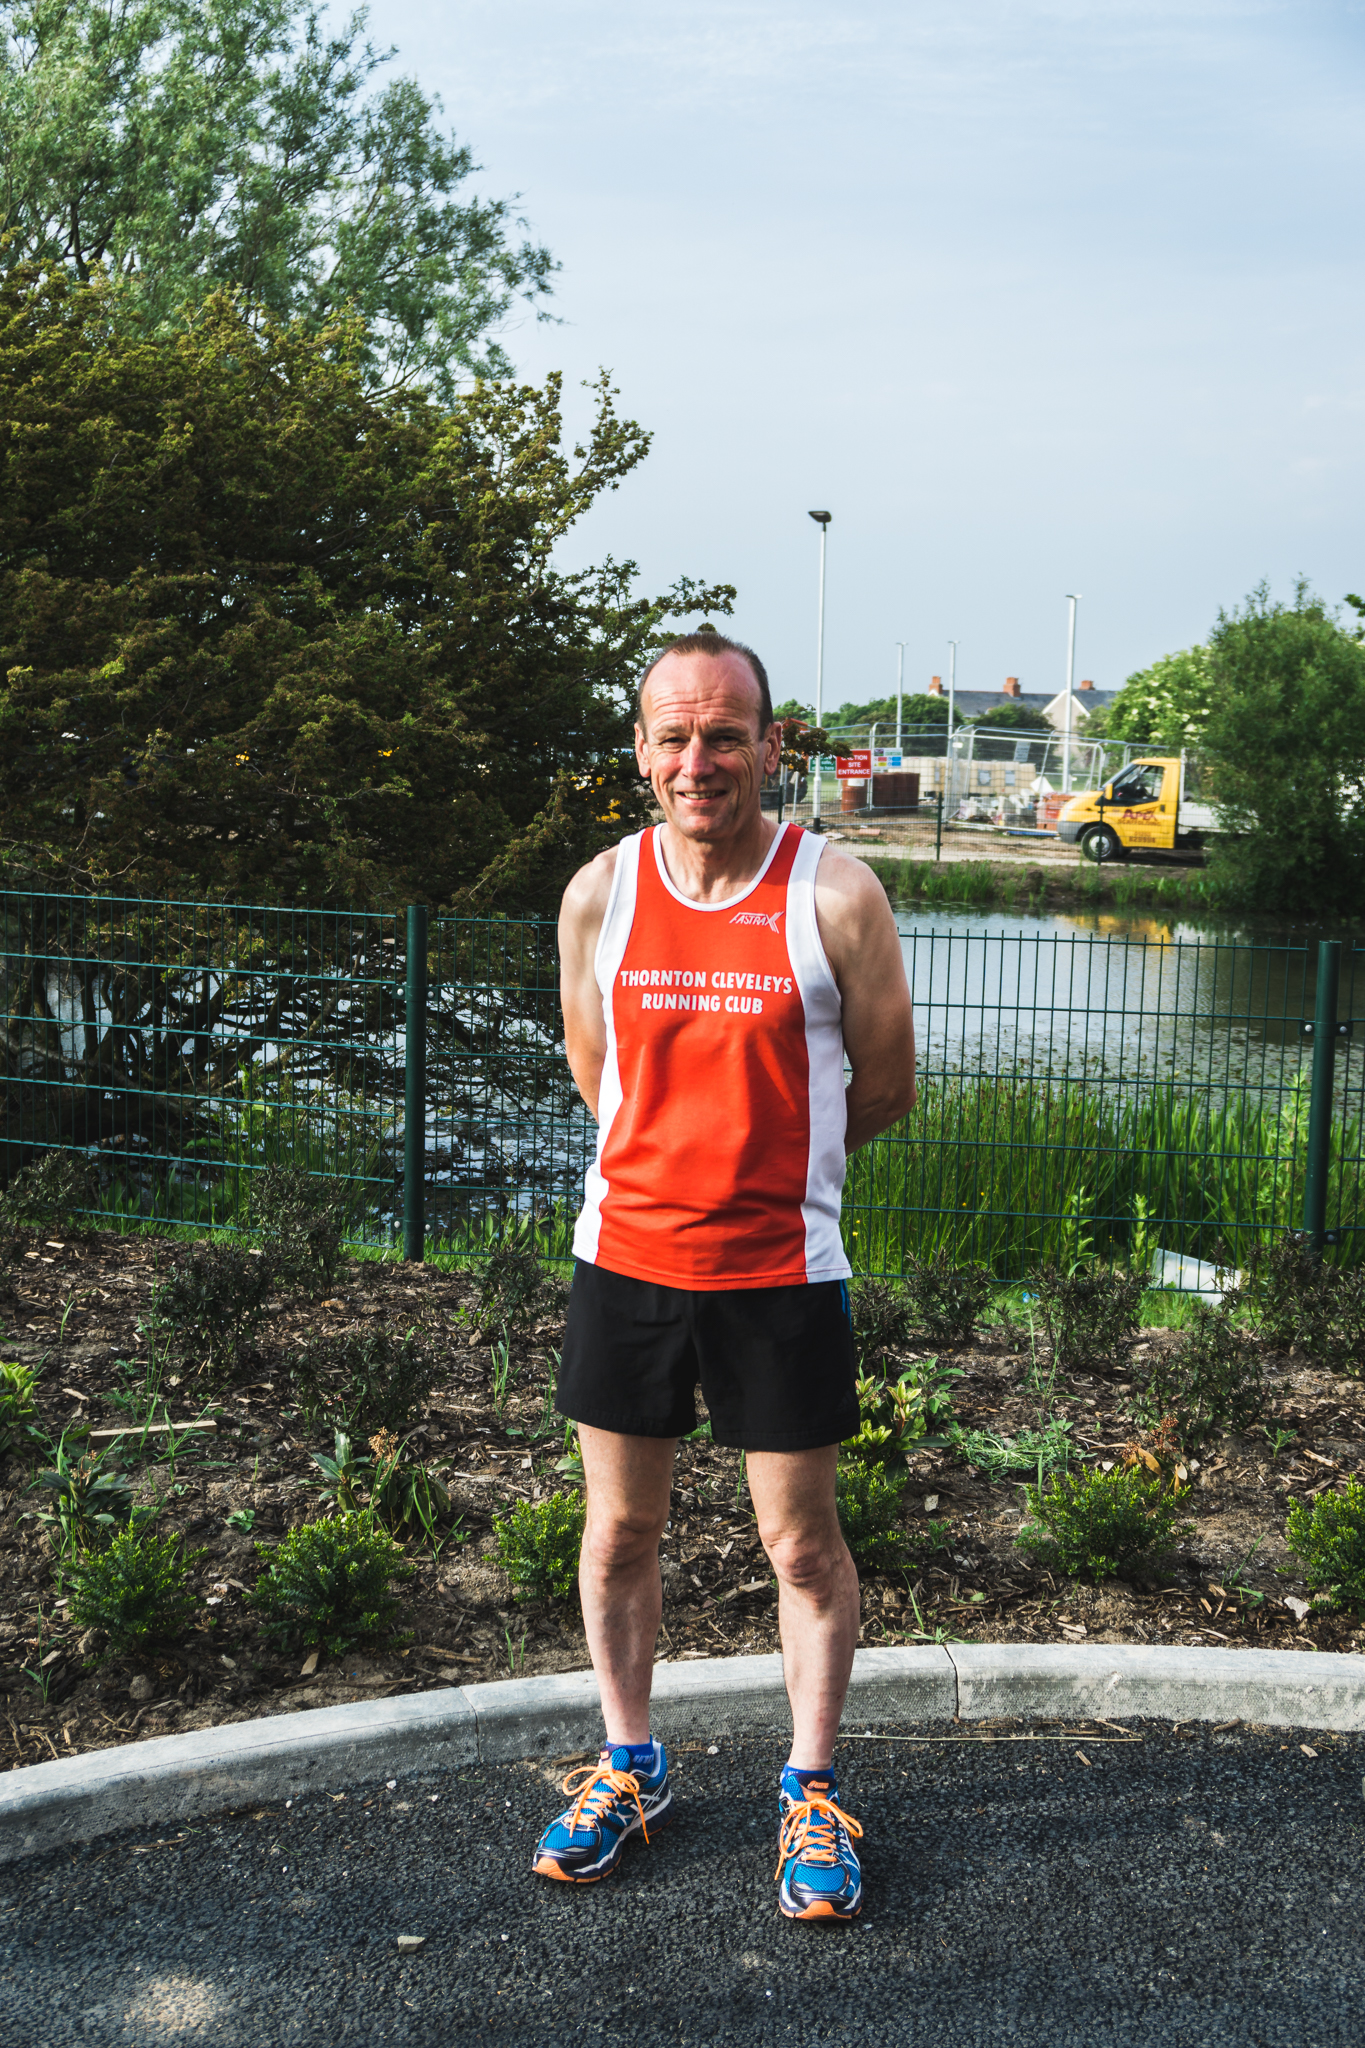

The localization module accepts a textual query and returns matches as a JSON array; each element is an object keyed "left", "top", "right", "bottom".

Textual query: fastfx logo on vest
[{"left": 729, "top": 911, "right": 783, "bottom": 932}]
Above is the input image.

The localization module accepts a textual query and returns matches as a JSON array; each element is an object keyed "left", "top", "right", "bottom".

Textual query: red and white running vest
[{"left": 572, "top": 822, "right": 850, "bottom": 1289}]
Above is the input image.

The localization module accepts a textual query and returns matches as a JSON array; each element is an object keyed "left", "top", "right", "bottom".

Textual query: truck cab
[{"left": 1055, "top": 757, "right": 1215, "bottom": 862}]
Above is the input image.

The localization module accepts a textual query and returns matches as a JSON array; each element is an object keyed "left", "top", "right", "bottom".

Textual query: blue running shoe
[
  {"left": 775, "top": 1770, "right": 863, "bottom": 1920},
  {"left": 532, "top": 1742, "right": 672, "bottom": 1883}
]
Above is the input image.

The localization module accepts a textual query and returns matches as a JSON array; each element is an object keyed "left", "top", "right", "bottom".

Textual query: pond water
[{"left": 895, "top": 904, "right": 1363, "bottom": 1114}]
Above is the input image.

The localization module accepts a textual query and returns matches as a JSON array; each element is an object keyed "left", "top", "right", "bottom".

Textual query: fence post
[
  {"left": 403, "top": 903, "right": 428, "bottom": 1262},
  {"left": 1301, "top": 938, "right": 1341, "bottom": 1254},
  {"left": 935, "top": 789, "right": 943, "bottom": 861}
]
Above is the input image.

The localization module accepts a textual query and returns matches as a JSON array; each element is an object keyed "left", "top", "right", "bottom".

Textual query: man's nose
[{"left": 677, "top": 734, "right": 717, "bottom": 778}]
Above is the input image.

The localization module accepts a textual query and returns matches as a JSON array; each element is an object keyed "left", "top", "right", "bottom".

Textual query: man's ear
[{"left": 634, "top": 722, "right": 650, "bottom": 776}]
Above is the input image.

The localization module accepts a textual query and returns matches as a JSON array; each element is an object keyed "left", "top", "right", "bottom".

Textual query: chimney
[
  {"left": 1003, "top": 676, "right": 1020, "bottom": 697},
  {"left": 1079, "top": 678, "right": 1094, "bottom": 691},
  {"left": 928, "top": 675, "right": 942, "bottom": 695}
]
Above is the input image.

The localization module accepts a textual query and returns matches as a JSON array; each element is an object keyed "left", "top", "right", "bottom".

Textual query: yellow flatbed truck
[{"left": 1055, "top": 756, "right": 1219, "bottom": 862}]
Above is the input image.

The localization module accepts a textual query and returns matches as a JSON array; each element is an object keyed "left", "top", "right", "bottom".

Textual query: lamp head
[{"left": 807, "top": 510, "right": 832, "bottom": 526}]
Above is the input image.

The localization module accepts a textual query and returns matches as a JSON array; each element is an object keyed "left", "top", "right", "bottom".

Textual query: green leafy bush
[
  {"left": 67, "top": 1526, "right": 203, "bottom": 1654},
  {"left": 290, "top": 1328, "right": 435, "bottom": 1436},
  {"left": 1137, "top": 1303, "right": 1267, "bottom": 1451},
  {"left": 1241, "top": 1234, "right": 1365, "bottom": 1374},
  {"left": 367, "top": 1428, "right": 453, "bottom": 1544},
  {"left": 900, "top": 1250, "right": 994, "bottom": 1346},
  {"left": 0, "top": 1359, "right": 39, "bottom": 1454},
  {"left": 1016, "top": 1465, "right": 1191, "bottom": 1580},
  {"left": 308, "top": 1428, "right": 370, "bottom": 1512},
  {"left": 835, "top": 1463, "right": 909, "bottom": 1571},
  {"left": 848, "top": 1280, "right": 916, "bottom": 1371},
  {"left": 471, "top": 1235, "right": 546, "bottom": 1336},
  {"left": 0, "top": 1151, "right": 99, "bottom": 1231},
  {"left": 1286, "top": 1478, "right": 1365, "bottom": 1614},
  {"left": 251, "top": 1511, "right": 415, "bottom": 1654},
  {"left": 30, "top": 1435, "right": 135, "bottom": 1556},
  {"left": 842, "top": 1355, "right": 960, "bottom": 1466},
  {"left": 1035, "top": 1262, "right": 1144, "bottom": 1375},
  {"left": 494, "top": 1492, "right": 586, "bottom": 1603},
  {"left": 156, "top": 1241, "right": 274, "bottom": 1376},
  {"left": 252, "top": 1166, "right": 348, "bottom": 1293}
]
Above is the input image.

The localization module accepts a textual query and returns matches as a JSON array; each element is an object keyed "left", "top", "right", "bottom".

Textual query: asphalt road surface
[{"left": 3, "top": 1720, "right": 1363, "bottom": 2046}]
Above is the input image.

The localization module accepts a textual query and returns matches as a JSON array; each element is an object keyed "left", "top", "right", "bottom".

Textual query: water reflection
[{"left": 896, "top": 907, "right": 1362, "bottom": 1115}]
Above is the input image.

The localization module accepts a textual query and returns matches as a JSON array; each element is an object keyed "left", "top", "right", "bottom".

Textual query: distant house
[{"left": 924, "top": 674, "right": 1116, "bottom": 732}]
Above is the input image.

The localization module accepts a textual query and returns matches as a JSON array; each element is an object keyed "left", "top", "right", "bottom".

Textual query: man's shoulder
[
  {"left": 559, "top": 835, "right": 633, "bottom": 935},
  {"left": 807, "top": 834, "right": 898, "bottom": 979},
  {"left": 809, "top": 835, "right": 892, "bottom": 917}
]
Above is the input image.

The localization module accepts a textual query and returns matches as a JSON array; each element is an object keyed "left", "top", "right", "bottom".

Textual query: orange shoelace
[
  {"left": 560, "top": 1763, "right": 654, "bottom": 1845},
  {"left": 774, "top": 1791, "right": 864, "bottom": 1880}
]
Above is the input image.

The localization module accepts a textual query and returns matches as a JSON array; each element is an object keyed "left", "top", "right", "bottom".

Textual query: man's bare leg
[
  {"left": 747, "top": 1445, "right": 859, "bottom": 1770},
  {"left": 577, "top": 1425, "right": 676, "bottom": 1745}
]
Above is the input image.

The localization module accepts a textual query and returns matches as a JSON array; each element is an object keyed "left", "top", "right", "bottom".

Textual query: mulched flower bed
[{"left": 1, "top": 1229, "right": 1361, "bottom": 1775}]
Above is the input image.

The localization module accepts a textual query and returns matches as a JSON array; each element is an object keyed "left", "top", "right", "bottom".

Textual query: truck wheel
[{"left": 1080, "top": 824, "right": 1125, "bottom": 863}]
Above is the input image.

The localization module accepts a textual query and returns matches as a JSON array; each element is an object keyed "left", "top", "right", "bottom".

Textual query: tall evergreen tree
[
  {"left": 0, "top": 267, "right": 731, "bottom": 906},
  {"left": 0, "top": 0, "right": 554, "bottom": 399}
]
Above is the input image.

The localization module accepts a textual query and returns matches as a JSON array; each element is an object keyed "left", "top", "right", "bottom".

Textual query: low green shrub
[
  {"left": 494, "top": 1492, "right": 586, "bottom": 1603},
  {"left": 155, "top": 1240, "right": 274, "bottom": 1376},
  {"left": 1137, "top": 1303, "right": 1267, "bottom": 1451},
  {"left": 251, "top": 1511, "right": 415, "bottom": 1654},
  {"left": 0, "top": 1151, "right": 99, "bottom": 1232},
  {"left": 900, "top": 1250, "right": 994, "bottom": 1347},
  {"left": 290, "top": 1328, "right": 435, "bottom": 1436},
  {"left": 835, "top": 1463, "right": 909, "bottom": 1571},
  {"left": 1241, "top": 1234, "right": 1365, "bottom": 1375},
  {"left": 849, "top": 1280, "right": 916, "bottom": 1371},
  {"left": 308, "top": 1428, "right": 370, "bottom": 1512},
  {"left": 30, "top": 1435, "right": 136, "bottom": 1556},
  {"left": 471, "top": 1234, "right": 547, "bottom": 1336},
  {"left": 0, "top": 1359, "right": 39, "bottom": 1454},
  {"left": 1016, "top": 1465, "right": 1191, "bottom": 1580},
  {"left": 367, "top": 1428, "right": 453, "bottom": 1545},
  {"left": 1286, "top": 1478, "right": 1365, "bottom": 1614},
  {"left": 1035, "top": 1262, "right": 1144, "bottom": 1375},
  {"left": 252, "top": 1165, "right": 348, "bottom": 1294},
  {"left": 842, "top": 1355, "right": 960, "bottom": 1466},
  {"left": 67, "top": 1526, "right": 203, "bottom": 1654}
]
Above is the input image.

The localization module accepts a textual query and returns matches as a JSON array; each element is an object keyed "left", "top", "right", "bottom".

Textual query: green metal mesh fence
[
  {"left": 846, "top": 926, "right": 1363, "bottom": 1278},
  {"left": 0, "top": 891, "right": 406, "bottom": 1236},
  {"left": 0, "top": 887, "right": 1359, "bottom": 1280}
]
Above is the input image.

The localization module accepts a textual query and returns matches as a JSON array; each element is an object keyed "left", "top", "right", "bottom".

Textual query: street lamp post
[
  {"left": 946, "top": 638, "right": 958, "bottom": 812},
  {"left": 808, "top": 511, "right": 831, "bottom": 827},
  {"left": 1063, "top": 594, "right": 1080, "bottom": 794},
  {"left": 894, "top": 640, "right": 905, "bottom": 751}
]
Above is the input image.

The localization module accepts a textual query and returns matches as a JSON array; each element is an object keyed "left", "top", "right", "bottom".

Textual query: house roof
[{"left": 918, "top": 686, "right": 1118, "bottom": 723}]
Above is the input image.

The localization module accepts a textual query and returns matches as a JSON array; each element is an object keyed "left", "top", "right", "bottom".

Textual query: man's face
[{"left": 636, "top": 651, "right": 781, "bottom": 842}]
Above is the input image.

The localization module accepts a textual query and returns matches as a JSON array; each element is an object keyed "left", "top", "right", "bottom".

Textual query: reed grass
[
  {"left": 864, "top": 855, "right": 1231, "bottom": 920},
  {"left": 844, "top": 1075, "right": 1364, "bottom": 1278}
]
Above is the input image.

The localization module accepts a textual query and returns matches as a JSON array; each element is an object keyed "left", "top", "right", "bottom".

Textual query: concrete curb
[{"left": 3, "top": 1643, "right": 1362, "bottom": 1864}]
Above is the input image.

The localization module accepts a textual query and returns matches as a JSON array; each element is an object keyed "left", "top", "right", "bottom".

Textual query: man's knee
[
  {"left": 582, "top": 1500, "right": 667, "bottom": 1574},
  {"left": 761, "top": 1523, "right": 848, "bottom": 1596}
]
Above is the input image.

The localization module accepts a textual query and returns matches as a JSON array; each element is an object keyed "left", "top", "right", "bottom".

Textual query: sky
[{"left": 339, "top": 0, "right": 1365, "bottom": 718}]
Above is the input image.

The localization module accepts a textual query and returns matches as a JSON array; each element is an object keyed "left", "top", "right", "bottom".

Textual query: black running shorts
[{"left": 556, "top": 1259, "right": 859, "bottom": 1453}]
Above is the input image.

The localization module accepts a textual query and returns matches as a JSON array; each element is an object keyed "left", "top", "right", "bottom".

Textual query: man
[{"left": 532, "top": 631, "right": 916, "bottom": 1919}]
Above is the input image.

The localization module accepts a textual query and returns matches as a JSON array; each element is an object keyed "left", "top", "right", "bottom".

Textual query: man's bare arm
[
  {"left": 557, "top": 847, "right": 619, "bottom": 1121},
  {"left": 814, "top": 849, "right": 917, "bottom": 1152}
]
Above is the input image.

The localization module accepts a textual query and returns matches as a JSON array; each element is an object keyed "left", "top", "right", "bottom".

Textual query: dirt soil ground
[{"left": 2, "top": 1230, "right": 1361, "bottom": 1777}]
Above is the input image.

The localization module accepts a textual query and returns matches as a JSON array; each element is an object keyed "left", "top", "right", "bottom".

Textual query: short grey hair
[{"left": 636, "top": 630, "right": 773, "bottom": 735}]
